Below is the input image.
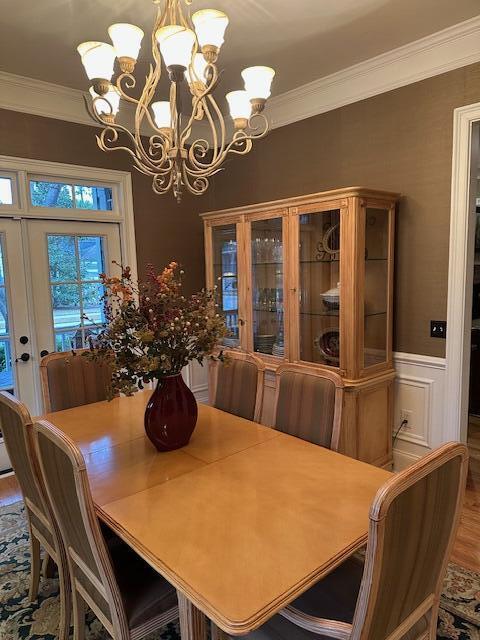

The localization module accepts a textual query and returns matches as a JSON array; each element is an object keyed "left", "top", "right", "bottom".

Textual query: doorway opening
[{"left": 468, "top": 172, "right": 480, "bottom": 459}]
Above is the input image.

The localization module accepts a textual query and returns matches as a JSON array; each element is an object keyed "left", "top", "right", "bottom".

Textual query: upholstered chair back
[
  {"left": 0, "top": 391, "right": 54, "bottom": 548},
  {"left": 211, "top": 350, "right": 265, "bottom": 422},
  {"left": 274, "top": 364, "right": 344, "bottom": 451},
  {"left": 351, "top": 442, "right": 468, "bottom": 640},
  {"left": 40, "top": 350, "right": 111, "bottom": 412},
  {"left": 33, "top": 419, "right": 127, "bottom": 635}
]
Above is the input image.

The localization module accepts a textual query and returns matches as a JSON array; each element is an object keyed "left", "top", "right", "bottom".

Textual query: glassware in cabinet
[
  {"left": 250, "top": 217, "right": 284, "bottom": 357},
  {"left": 211, "top": 224, "right": 240, "bottom": 348}
]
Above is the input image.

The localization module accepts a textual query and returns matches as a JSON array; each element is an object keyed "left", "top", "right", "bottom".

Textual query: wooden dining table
[{"left": 39, "top": 390, "right": 391, "bottom": 639}]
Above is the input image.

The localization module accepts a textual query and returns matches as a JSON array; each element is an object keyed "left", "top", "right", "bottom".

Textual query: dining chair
[
  {"left": 273, "top": 363, "right": 344, "bottom": 451},
  {"left": 33, "top": 418, "right": 179, "bottom": 640},
  {"left": 224, "top": 441, "right": 468, "bottom": 640},
  {"left": 210, "top": 349, "right": 265, "bottom": 422},
  {"left": 0, "top": 391, "right": 71, "bottom": 640},
  {"left": 40, "top": 349, "right": 112, "bottom": 412}
]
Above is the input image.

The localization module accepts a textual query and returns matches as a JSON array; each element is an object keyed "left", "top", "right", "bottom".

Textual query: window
[
  {"left": 0, "top": 178, "right": 13, "bottom": 206},
  {"left": 47, "top": 234, "right": 106, "bottom": 351},
  {"left": 30, "top": 179, "right": 113, "bottom": 211}
]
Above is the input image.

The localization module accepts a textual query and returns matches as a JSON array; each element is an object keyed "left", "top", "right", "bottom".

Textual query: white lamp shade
[
  {"left": 108, "top": 23, "right": 144, "bottom": 61},
  {"left": 156, "top": 25, "right": 196, "bottom": 69},
  {"left": 192, "top": 9, "right": 229, "bottom": 49},
  {"left": 89, "top": 86, "right": 121, "bottom": 116},
  {"left": 242, "top": 66, "right": 275, "bottom": 100},
  {"left": 78, "top": 42, "right": 116, "bottom": 81},
  {"left": 226, "top": 90, "right": 252, "bottom": 120},
  {"left": 151, "top": 101, "right": 172, "bottom": 129},
  {"left": 186, "top": 53, "right": 209, "bottom": 85}
]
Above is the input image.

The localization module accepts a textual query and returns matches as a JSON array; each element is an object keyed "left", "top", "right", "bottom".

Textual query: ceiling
[{"left": 0, "top": 0, "right": 479, "bottom": 99}]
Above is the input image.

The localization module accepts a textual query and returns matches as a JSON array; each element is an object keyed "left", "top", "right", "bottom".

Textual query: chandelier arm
[
  {"left": 96, "top": 131, "right": 156, "bottom": 177},
  {"left": 181, "top": 163, "right": 211, "bottom": 197},
  {"left": 180, "top": 63, "right": 219, "bottom": 145},
  {"left": 152, "top": 170, "right": 175, "bottom": 195},
  {"left": 186, "top": 100, "right": 220, "bottom": 171},
  {"left": 185, "top": 113, "right": 268, "bottom": 177},
  {"left": 97, "top": 120, "right": 171, "bottom": 174}
]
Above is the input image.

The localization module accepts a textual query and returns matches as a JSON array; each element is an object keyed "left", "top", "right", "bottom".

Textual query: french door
[
  {"left": 27, "top": 220, "right": 121, "bottom": 359},
  {"left": 0, "top": 218, "right": 121, "bottom": 470}
]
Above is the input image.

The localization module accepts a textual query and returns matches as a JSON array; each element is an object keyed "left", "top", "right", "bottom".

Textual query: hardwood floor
[
  {"left": 1, "top": 455, "right": 480, "bottom": 572},
  {"left": 0, "top": 473, "right": 22, "bottom": 507}
]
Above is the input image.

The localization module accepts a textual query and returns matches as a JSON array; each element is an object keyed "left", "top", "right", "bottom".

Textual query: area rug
[{"left": 1, "top": 502, "right": 479, "bottom": 639}]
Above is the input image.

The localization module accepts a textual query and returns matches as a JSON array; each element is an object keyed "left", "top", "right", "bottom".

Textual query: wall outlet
[{"left": 399, "top": 409, "right": 413, "bottom": 431}]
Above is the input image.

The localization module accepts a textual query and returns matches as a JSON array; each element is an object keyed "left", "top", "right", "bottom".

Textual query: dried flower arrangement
[{"left": 87, "top": 261, "right": 227, "bottom": 398}]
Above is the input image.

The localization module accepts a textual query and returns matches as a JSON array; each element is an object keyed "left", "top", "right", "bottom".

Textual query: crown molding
[
  {"left": 268, "top": 14, "right": 480, "bottom": 129},
  {"left": 0, "top": 70, "right": 94, "bottom": 125},
  {"left": 0, "top": 15, "right": 480, "bottom": 132}
]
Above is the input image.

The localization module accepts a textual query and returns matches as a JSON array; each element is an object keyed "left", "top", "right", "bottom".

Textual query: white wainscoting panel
[
  {"left": 392, "top": 352, "right": 446, "bottom": 470},
  {"left": 183, "top": 360, "right": 209, "bottom": 404}
]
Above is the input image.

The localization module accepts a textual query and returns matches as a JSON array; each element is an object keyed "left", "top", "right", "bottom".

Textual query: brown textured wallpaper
[
  {"left": 0, "top": 108, "right": 211, "bottom": 293},
  {"left": 2, "top": 61, "right": 480, "bottom": 356},
  {"left": 206, "top": 62, "right": 480, "bottom": 358}
]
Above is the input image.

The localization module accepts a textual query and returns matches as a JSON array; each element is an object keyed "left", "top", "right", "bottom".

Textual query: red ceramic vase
[{"left": 144, "top": 374, "right": 198, "bottom": 452}]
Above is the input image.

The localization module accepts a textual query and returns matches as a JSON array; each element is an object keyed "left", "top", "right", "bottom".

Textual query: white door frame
[
  {"left": 0, "top": 155, "right": 138, "bottom": 413},
  {"left": 444, "top": 103, "right": 480, "bottom": 442}
]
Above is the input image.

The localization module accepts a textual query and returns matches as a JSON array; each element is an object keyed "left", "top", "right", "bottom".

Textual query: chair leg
[
  {"left": 72, "top": 590, "right": 86, "bottom": 640},
  {"left": 57, "top": 561, "right": 72, "bottom": 640},
  {"left": 28, "top": 532, "right": 41, "bottom": 602},
  {"left": 211, "top": 622, "right": 229, "bottom": 640},
  {"left": 178, "top": 590, "right": 208, "bottom": 640},
  {"left": 429, "top": 602, "right": 440, "bottom": 639}
]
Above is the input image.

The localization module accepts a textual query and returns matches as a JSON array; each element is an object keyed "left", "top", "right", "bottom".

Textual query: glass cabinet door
[
  {"left": 212, "top": 224, "right": 240, "bottom": 348},
  {"left": 363, "top": 207, "right": 390, "bottom": 369},
  {"left": 250, "top": 217, "right": 284, "bottom": 357},
  {"left": 298, "top": 209, "right": 341, "bottom": 367}
]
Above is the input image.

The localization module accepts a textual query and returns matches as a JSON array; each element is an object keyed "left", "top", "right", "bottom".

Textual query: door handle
[
  {"left": 15, "top": 353, "right": 30, "bottom": 363},
  {"left": 40, "top": 350, "right": 49, "bottom": 358}
]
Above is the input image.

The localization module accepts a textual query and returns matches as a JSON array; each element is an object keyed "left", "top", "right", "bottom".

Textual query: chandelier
[{"left": 77, "top": 0, "right": 275, "bottom": 201}]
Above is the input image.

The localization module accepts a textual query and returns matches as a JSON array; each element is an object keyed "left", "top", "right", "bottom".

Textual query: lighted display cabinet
[{"left": 201, "top": 187, "right": 399, "bottom": 468}]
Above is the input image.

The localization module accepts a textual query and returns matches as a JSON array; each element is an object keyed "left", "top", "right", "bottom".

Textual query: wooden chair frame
[
  {"left": 278, "top": 442, "right": 469, "bottom": 640},
  {"left": 0, "top": 392, "right": 71, "bottom": 640},
  {"left": 273, "top": 363, "right": 345, "bottom": 451},
  {"left": 209, "top": 349, "right": 266, "bottom": 423},
  {"left": 40, "top": 349, "right": 87, "bottom": 413},
  {"left": 33, "top": 419, "right": 179, "bottom": 640}
]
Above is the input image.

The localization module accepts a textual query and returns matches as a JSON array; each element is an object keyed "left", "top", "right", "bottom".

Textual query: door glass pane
[
  {"left": 0, "top": 177, "right": 13, "bottom": 205},
  {"left": 251, "top": 217, "right": 284, "bottom": 357},
  {"left": 48, "top": 236, "right": 77, "bottom": 281},
  {"left": 212, "top": 224, "right": 239, "bottom": 348},
  {"left": 364, "top": 208, "right": 389, "bottom": 368},
  {"left": 0, "top": 237, "right": 13, "bottom": 391},
  {"left": 299, "top": 210, "right": 340, "bottom": 366},
  {"left": 79, "top": 236, "right": 105, "bottom": 279},
  {"left": 82, "top": 283, "right": 105, "bottom": 325},
  {"left": 51, "top": 284, "right": 82, "bottom": 328},
  {"left": 47, "top": 234, "right": 106, "bottom": 351}
]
